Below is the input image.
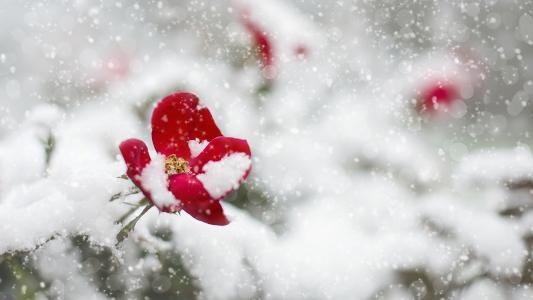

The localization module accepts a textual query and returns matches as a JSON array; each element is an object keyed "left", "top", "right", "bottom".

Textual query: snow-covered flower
[{"left": 119, "top": 92, "right": 252, "bottom": 225}]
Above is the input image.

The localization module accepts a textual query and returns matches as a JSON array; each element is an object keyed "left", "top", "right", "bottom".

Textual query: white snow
[
  {"left": 188, "top": 139, "right": 209, "bottom": 158},
  {"left": 0, "top": 105, "right": 137, "bottom": 253},
  {"left": 197, "top": 153, "right": 251, "bottom": 199},
  {"left": 420, "top": 195, "right": 526, "bottom": 275},
  {"left": 139, "top": 154, "right": 179, "bottom": 209},
  {"left": 454, "top": 147, "right": 533, "bottom": 187},
  {"left": 460, "top": 279, "right": 506, "bottom": 300},
  {"left": 34, "top": 239, "right": 108, "bottom": 300}
]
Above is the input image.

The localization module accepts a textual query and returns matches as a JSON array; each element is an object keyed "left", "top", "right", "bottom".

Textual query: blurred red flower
[
  {"left": 240, "top": 11, "right": 275, "bottom": 79},
  {"left": 416, "top": 82, "right": 460, "bottom": 114}
]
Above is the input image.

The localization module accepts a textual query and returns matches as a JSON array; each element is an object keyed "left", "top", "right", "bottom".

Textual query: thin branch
[{"left": 115, "top": 204, "right": 153, "bottom": 246}]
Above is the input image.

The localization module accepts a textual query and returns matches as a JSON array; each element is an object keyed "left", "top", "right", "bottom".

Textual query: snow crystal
[
  {"left": 139, "top": 154, "right": 179, "bottom": 208},
  {"left": 188, "top": 139, "right": 209, "bottom": 158},
  {"left": 197, "top": 153, "right": 251, "bottom": 199}
]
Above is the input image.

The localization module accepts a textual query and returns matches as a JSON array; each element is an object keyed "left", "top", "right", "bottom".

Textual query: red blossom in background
[
  {"left": 416, "top": 81, "right": 460, "bottom": 115},
  {"left": 240, "top": 11, "right": 275, "bottom": 79},
  {"left": 93, "top": 49, "right": 132, "bottom": 89},
  {"left": 237, "top": 6, "right": 312, "bottom": 81},
  {"left": 294, "top": 44, "right": 308, "bottom": 59},
  {"left": 119, "top": 92, "right": 252, "bottom": 225}
]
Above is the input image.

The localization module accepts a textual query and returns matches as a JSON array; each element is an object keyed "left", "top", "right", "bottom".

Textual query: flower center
[{"left": 164, "top": 154, "right": 190, "bottom": 175}]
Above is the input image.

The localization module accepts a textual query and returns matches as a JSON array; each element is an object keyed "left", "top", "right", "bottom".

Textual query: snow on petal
[
  {"left": 139, "top": 154, "right": 179, "bottom": 209},
  {"left": 197, "top": 153, "right": 251, "bottom": 199},
  {"left": 188, "top": 139, "right": 209, "bottom": 158}
]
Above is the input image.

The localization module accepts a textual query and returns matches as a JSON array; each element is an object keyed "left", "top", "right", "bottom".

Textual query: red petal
[
  {"left": 151, "top": 92, "right": 222, "bottom": 158},
  {"left": 189, "top": 136, "right": 251, "bottom": 201},
  {"left": 169, "top": 174, "right": 230, "bottom": 225},
  {"left": 119, "top": 139, "right": 151, "bottom": 184},
  {"left": 119, "top": 138, "right": 154, "bottom": 202},
  {"left": 190, "top": 136, "right": 252, "bottom": 174},
  {"left": 241, "top": 14, "right": 274, "bottom": 72}
]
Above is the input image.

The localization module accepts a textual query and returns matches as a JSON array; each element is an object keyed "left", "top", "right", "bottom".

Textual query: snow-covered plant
[{"left": 1, "top": 0, "right": 533, "bottom": 299}]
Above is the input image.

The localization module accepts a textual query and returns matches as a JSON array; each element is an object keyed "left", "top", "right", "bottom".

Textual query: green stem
[
  {"left": 115, "top": 198, "right": 148, "bottom": 224},
  {"left": 115, "top": 204, "right": 153, "bottom": 246},
  {"left": 109, "top": 187, "right": 140, "bottom": 201}
]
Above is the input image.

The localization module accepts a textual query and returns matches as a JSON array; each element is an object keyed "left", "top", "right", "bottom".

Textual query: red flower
[
  {"left": 240, "top": 11, "right": 275, "bottom": 79},
  {"left": 294, "top": 44, "right": 308, "bottom": 59},
  {"left": 416, "top": 81, "right": 459, "bottom": 114},
  {"left": 119, "top": 92, "right": 252, "bottom": 225}
]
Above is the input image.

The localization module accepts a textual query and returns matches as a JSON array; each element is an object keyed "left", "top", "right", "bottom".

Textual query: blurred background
[{"left": 1, "top": 0, "right": 533, "bottom": 299}]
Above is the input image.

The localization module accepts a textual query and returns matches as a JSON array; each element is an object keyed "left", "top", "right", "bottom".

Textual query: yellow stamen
[{"left": 164, "top": 154, "right": 190, "bottom": 175}]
